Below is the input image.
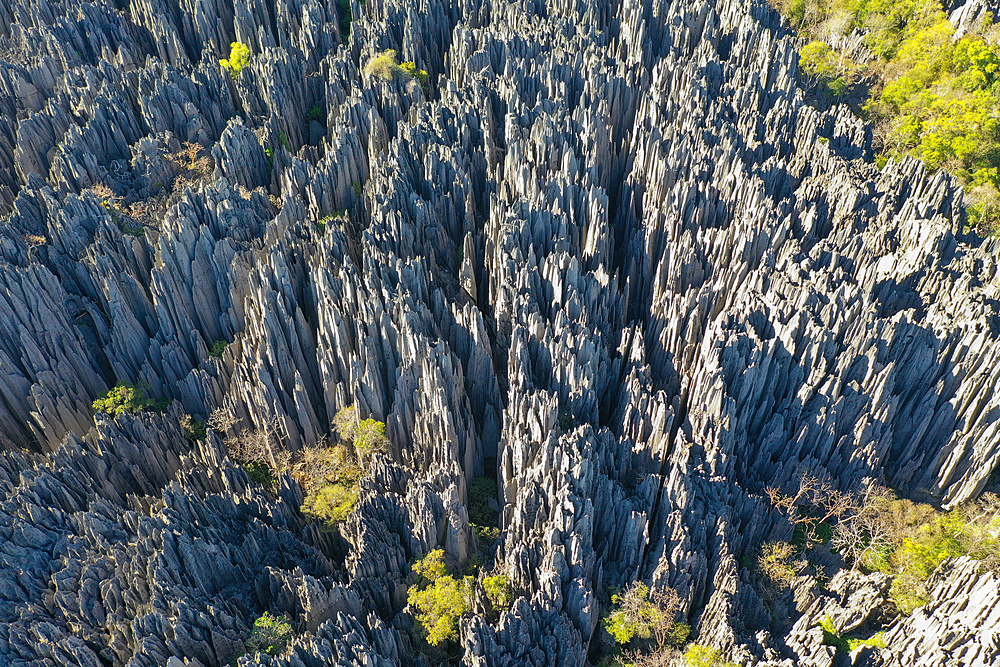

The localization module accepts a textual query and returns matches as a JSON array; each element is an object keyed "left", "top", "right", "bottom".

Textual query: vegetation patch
[
  {"left": 243, "top": 611, "right": 293, "bottom": 657},
  {"left": 773, "top": 0, "right": 1000, "bottom": 234},
  {"left": 295, "top": 407, "right": 387, "bottom": 530},
  {"left": 93, "top": 382, "right": 170, "bottom": 416},
  {"left": 306, "top": 104, "right": 325, "bottom": 124},
  {"left": 220, "top": 42, "right": 250, "bottom": 77},
  {"left": 209, "top": 339, "right": 228, "bottom": 358},
  {"left": 819, "top": 616, "right": 888, "bottom": 654},
  {"left": 180, "top": 414, "right": 206, "bottom": 441},
  {"left": 602, "top": 582, "right": 689, "bottom": 648},
  {"left": 407, "top": 549, "right": 474, "bottom": 646},
  {"left": 482, "top": 574, "right": 513, "bottom": 611},
  {"left": 363, "top": 49, "right": 430, "bottom": 94},
  {"left": 682, "top": 644, "right": 739, "bottom": 667},
  {"left": 767, "top": 472, "right": 1000, "bottom": 615}
]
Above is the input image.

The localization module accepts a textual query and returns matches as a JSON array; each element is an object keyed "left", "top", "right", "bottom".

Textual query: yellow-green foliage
[
  {"left": 799, "top": 40, "right": 851, "bottom": 97},
  {"left": 682, "top": 644, "right": 738, "bottom": 667},
  {"left": 93, "top": 383, "right": 168, "bottom": 416},
  {"left": 483, "top": 574, "right": 513, "bottom": 610},
  {"left": 364, "top": 49, "right": 430, "bottom": 92},
  {"left": 245, "top": 611, "right": 294, "bottom": 656},
  {"left": 407, "top": 549, "right": 474, "bottom": 645},
  {"left": 365, "top": 49, "right": 403, "bottom": 80},
  {"left": 820, "top": 616, "right": 888, "bottom": 653},
  {"left": 602, "top": 582, "right": 689, "bottom": 648},
  {"left": 354, "top": 418, "right": 388, "bottom": 453},
  {"left": 846, "top": 493, "right": 1000, "bottom": 613},
  {"left": 775, "top": 0, "right": 1000, "bottom": 234},
  {"left": 846, "top": 632, "right": 888, "bottom": 651},
  {"left": 297, "top": 443, "right": 364, "bottom": 528},
  {"left": 220, "top": 42, "right": 251, "bottom": 77},
  {"left": 301, "top": 482, "right": 358, "bottom": 525},
  {"left": 603, "top": 582, "right": 657, "bottom": 644}
]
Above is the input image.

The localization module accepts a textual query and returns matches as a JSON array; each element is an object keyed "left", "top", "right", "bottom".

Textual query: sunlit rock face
[{"left": 0, "top": 1, "right": 998, "bottom": 666}]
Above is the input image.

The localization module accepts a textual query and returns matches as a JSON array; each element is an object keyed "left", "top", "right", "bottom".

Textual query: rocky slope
[{"left": 0, "top": 0, "right": 998, "bottom": 666}]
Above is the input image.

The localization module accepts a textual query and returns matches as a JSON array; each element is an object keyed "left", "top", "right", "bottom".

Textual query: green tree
[
  {"left": 483, "top": 574, "right": 513, "bottom": 610},
  {"left": 603, "top": 582, "right": 689, "bottom": 648},
  {"left": 682, "top": 644, "right": 738, "bottom": 667},
  {"left": 220, "top": 42, "right": 251, "bottom": 77},
  {"left": 364, "top": 49, "right": 430, "bottom": 94},
  {"left": 407, "top": 550, "right": 474, "bottom": 645},
  {"left": 93, "top": 383, "right": 169, "bottom": 416},
  {"left": 245, "top": 611, "right": 294, "bottom": 656}
]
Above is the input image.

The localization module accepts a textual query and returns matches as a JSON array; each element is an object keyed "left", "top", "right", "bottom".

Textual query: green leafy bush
[
  {"left": 301, "top": 482, "right": 358, "bottom": 525},
  {"left": 220, "top": 42, "right": 251, "bottom": 77},
  {"left": 306, "top": 104, "right": 324, "bottom": 124},
  {"left": 682, "top": 644, "right": 738, "bottom": 667},
  {"left": 775, "top": 0, "right": 1000, "bottom": 234},
  {"left": 799, "top": 40, "right": 851, "bottom": 97},
  {"left": 354, "top": 418, "right": 388, "bottom": 453},
  {"left": 364, "top": 49, "right": 430, "bottom": 93},
  {"left": 483, "top": 574, "right": 513, "bottom": 610},
  {"left": 180, "top": 414, "right": 206, "bottom": 441},
  {"left": 209, "top": 340, "right": 227, "bottom": 358},
  {"left": 296, "top": 442, "right": 364, "bottom": 528},
  {"left": 245, "top": 611, "right": 293, "bottom": 656},
  {"left": 93, "top": 383, "right": 169, "bottom": 416},
  {"left": 337, "top": 0, "right": 352, "bottom": 40},
  {"left": 242, "top": 460, "right": 276, "bottom": 489},
  {"left": 407, "top": 549, "right": 474, "bottom": 645},
  {"left": 602, "top": 582, "right": 688, "bottom": 648},
  {"left": 820, "top": 616, "right": 888, "bottom": 653}
]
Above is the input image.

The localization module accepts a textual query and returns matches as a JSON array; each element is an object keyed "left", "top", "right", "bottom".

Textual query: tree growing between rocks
[
  {"left": 220, "top": 42, "right": 250, "bottom": 77},
  {"left": 407, "top": 549, "right": 474, "bottom": 646}
]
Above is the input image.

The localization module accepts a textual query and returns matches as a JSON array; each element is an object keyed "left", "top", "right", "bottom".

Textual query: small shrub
[
  {"left": 301, "top": 482, "right": 358, "bottom": 525},
  {"left": 245, "top": 611, "right": 293, "bottom": 656},
  {"left": 209, "top": 340, "right": 227, "bottom": 358},
  {"left": 364, "top": 49, "right": 403, "bottom": 80},
  {"left": 407, "top": 549, "right": 474, "bottom": 646},
  {"left": 682, "top": 644, "right": 737, "bottom": 667},
  {"left": 354, "top": 418, "right": 388, "bottom": 453},
  {"left": 757, "top": 541, "right": 801, "bottom": 597},
  {"left": 207, "top": 407, "right": 239, "bottom": 433},
  {"left": 351, "top": 181, "right": 362, "bottom": 198},
  {"left": 363, "top": 50, "right": 429, "bottom": 93},
  {"left": 93, "top": 383, "right": 168, "bottom": 416},
  {"left": 306, "top": 104, "right": 324, "bottom": 124},
  {"left": 846, "top": 632, "right": 888, "bottom": 651},
  {"left": 265, "top": 147, "right": 274, "bottom": 172},
  {"left": 820, "top": 617, "right": 887, "bottom": 654},
  {"left": 333, "top": 405, "right": 359, "bottom": 442},
  {"left": 483, "top": 574, "right": 513, "bottom": 610},
  {"left": 220, "top": 42, "right": 251, "bottom": 77},
  {"left": 799, "top": 40, "right": 851, "bottom": 98},
  {"left": 602, "top": 582, "right": 687, "bottom": 648},
  {"left": 243, "top": 460, "right": 276, "bottom": 489},
  {"left": 337, "top": 0, "right": 352, "bottom": 40},
  {"left": 296, "top": 442, "right": 364, "bottom": 528},
  {"left": 280, "top": 131, "right": 290, "bottom": 151},
  {"left": 180, "top": 414, "right": 206, "bottom": 441},
  {"left": 468, "top": 476, "right": 499, "bottom": 527},
  {"left": 295, "top": 445, "right": 362, "bottom": 491}
]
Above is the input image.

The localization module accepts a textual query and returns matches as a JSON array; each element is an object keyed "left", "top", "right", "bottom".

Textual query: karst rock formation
[{"left": 0, "top": 0, "right": 998, "bottom": 665}]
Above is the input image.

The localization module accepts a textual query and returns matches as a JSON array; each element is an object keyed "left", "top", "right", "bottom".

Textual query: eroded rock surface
[{"left": 1, "top": 0, "right": 998, "bottom": 666}]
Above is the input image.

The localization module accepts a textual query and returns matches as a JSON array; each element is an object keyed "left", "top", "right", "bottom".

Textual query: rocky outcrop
[{"left": 0, "top": 0, "right": 998, "bottom": 666}]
